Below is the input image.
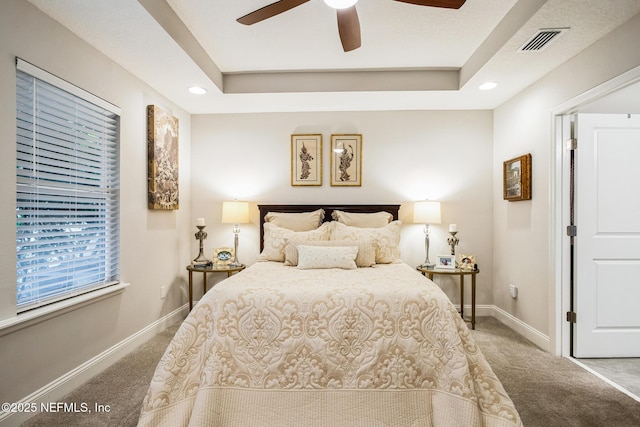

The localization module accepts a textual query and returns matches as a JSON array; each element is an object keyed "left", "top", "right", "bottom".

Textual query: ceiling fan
[{"left": 237, "top": 0, "right": 466, "bottom": 52}]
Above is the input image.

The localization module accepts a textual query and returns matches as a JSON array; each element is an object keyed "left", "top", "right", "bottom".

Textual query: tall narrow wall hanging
[
  {"left": 147, "top": 105, "right": 179, "bottom": 210},
  {"left": 330, "top": 134, "right": 362, "bottom": 186},
  {"left": 291, "top": 134, "right": 322, "bottom": 186}
]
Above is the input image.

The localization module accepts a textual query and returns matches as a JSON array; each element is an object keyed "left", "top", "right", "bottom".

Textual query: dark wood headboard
[{"left": 258, "top": 204, "right": 400, "bottom": 251}]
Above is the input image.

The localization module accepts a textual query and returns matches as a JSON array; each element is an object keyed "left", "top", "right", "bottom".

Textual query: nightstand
[
  {"left": 417, "top": 266, "right": 479, "bottom": 329},
  {"left": 186, "top": 264, "right": 245, "bottom": 310}
]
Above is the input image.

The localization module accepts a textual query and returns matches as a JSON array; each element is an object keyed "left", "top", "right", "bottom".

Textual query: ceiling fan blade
[
  {"left": 237, "top": 0, "right": 310, "bottom": 25},
  {"left": 392, "top": 0, "right": 466, "bottom": 9},
  {"left": 337, "top": 6, "right": 361, "bottom": 52}
]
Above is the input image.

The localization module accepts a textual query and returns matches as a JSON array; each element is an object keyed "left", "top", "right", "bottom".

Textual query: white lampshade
[
  {"left": 413, "top": 201, "right": 441, "bottom": 224},
  {"left": 222, "top": 201, "right": 249, "bottom": 224}
]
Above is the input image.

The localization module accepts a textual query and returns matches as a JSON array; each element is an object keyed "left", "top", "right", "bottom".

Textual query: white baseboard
[
  {"left": 0, "top": 304, "right": 188, "bottom": 427},
  {"left": 490, "top": 305, "right": 551, "bottom": 352}
]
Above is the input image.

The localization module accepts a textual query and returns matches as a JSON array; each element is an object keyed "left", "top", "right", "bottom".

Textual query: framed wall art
[
  {"left": 330, "top": 134, "right": 362, "bottom": 186},
  {"left": 291, "top": 134, "right": 322, "bottom": 186},
  {"left": 503, "top": 153, "right": 532, "bottom": 201},
  {"left": 147, "top": 105, "right": 179, "bottom": 210}
]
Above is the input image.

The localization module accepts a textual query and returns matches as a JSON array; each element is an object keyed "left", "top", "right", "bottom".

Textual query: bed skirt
[{"left": 140, "top": 387, "right": 520, "bottom": 427}]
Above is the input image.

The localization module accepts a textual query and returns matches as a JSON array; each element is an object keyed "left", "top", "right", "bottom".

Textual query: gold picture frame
[
  {"left": 503, "top": 153, "right": 532, "bottom": 201},
  {"left": 458, "top": 254, "right": 476, "bottom": 271},
  {"left": 291, "top": 134, "right": 322, "bottom": 186},
  {"left": 330, "top": 134, "right": 362, "bottom": 186},
  {"left": 213, "top": 247, "right": 235, "bottom": 265},
  {"left": 147, "top": 105, "right": 179, "bottom": 210}
]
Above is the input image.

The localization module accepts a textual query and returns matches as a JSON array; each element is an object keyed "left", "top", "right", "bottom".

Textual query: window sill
[{"left": 0, "top": 282, "right": 130, "bottom": 337}]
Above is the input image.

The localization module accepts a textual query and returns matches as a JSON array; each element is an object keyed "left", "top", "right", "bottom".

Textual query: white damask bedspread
[{"left": 138, "top": 262, "right": 522, "bottom": 427}]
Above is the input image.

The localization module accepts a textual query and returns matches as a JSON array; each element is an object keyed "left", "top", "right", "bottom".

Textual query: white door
[{"left": 574, "top": 113, "right": 640, "bottom": 357}]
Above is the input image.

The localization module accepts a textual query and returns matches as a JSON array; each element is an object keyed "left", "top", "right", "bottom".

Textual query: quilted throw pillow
[
  {"left": 332, "top": 220, "right": 402, "bottom": 264},
  {"left": 258, "top": 221, "right": 331, "bottom": 262},
  {"left": 283, "top": 238, "right": 377, "bottom": 267},
  {"left": 296, "top": 245, "right": 358, "bottom": 270}
]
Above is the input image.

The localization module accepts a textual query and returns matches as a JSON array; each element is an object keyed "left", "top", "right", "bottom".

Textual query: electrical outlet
[
  {"left": 509, "top": 284, "right": 518, "bottom": 299},
  {"left": 161, "top": 285, "right": 167, "bottom": 299}
]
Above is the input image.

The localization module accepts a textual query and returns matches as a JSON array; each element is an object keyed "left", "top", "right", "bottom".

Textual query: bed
[{"left": 138, "top": 204, "right": 522, "bottom": 427}]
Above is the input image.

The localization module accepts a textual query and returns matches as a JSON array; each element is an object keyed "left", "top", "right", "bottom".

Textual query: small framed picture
[
  {"left": 291, "top": 134, "right": 322, "bottom": 186},
  {"left": 330, "top": 134, "right": 362, "bottom": 186},
  {"left": 436, "top": 254, "right": 456, "bottom": 269},
  {"left": 458, "top": 254, "right": 476, "bottom": 271},
  {"left": 213, "top": 247, "right": 235, "bottom": 265},
  {"left": 503, "top": 153, "right": 532, "bottom": 201}
]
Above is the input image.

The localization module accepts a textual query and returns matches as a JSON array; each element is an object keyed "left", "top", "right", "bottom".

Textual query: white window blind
[{"left": 16, "top": 59, "right": 120, "bottom": 312}]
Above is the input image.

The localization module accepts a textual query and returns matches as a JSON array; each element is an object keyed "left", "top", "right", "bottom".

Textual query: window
[{"left": 15, "top": 59, "right": 120, "bottom": 312}]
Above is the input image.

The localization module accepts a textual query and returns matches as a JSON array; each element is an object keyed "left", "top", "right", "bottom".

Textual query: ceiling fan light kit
[
  {"left": 238, "top": 0, "right": 466, "bottom": 52},
  {"left": 324, "top": 0, "right": 358, "bottom": 9}
]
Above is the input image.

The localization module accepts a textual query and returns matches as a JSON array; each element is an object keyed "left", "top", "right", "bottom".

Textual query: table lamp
[
  {"left": 414, "top": 200, "right": 441, "bottom": 269},
  {"left": 222, "top": 201, "right": 249, "bottom": 267}
]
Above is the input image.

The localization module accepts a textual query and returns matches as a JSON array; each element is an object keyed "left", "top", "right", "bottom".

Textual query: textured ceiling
[{"left": 26, "top": 0, "right": 640, "bottom": 114}]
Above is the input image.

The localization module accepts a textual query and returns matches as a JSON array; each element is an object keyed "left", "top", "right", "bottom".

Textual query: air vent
[{"left": 519, "top": 28, "right": 568, "bottom": 52}]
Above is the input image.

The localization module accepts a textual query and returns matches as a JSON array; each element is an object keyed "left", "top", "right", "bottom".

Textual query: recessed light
[
  {"left": 479, "top": 82, "right": 498, "bottom": 91},
  {"left": 188, "top": 86, "right": 207, "bottom": 95}
]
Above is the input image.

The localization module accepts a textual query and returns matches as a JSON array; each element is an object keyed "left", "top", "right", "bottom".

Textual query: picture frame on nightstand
[
  {"left": 458, "top": 254, "right": 476, "bottom": 270},
  {"left": 436, "top": 254, "right": 456, "bottom": 269},
  {"left": 213, "top": 247, "right": 234, "bottom": 265}
]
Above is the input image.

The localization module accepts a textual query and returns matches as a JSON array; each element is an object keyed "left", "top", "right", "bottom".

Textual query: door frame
[{"left": 550, "top": 65, "right": 640, "bottom": 357}]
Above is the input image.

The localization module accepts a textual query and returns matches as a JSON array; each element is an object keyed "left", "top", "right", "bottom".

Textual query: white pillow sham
[
  {"left": 331, "top": 210, "right": 393, "bottom": 228},
  {"left": 284, "top": 238, "right": 377, "bottom": 267},
  {"left": 258, "top": 222, "right": 331, "bottom": 262},
  {"left": 264, "top": 209, "right": 325, "bottom": 231},
  {"left": 296, "top": 245, "right": 358, "bottom": 270},
  {"left": 332, "top": 220, "right": 402, "bottom": 264}
]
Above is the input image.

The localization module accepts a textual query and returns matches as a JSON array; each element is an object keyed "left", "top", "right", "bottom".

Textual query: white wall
[
  {"left": 492, "top": 12, "right": 640, "bottom": 351},
  {"left": 190, "top": 110, "right": 494, "bottom": 306},
  {"left": 0, "top": 0, "right": 191, "bottom": 404}
]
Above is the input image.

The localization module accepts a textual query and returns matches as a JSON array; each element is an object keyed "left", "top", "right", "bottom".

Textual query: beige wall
[
  {"left": 3, "top": 0, "right": 639, "bottom": 409},
  {"left": 492, "top": 12, "right": 640, "bottom": 351},
  {"left": 0, "top": 0, "right": 192, "bottom": 403},
  {"left": 190, "top": 110, "right": 494, "bottom": 305}
]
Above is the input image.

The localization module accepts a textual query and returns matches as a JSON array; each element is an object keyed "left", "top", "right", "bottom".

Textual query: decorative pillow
[
  {"left": 264, "top": 209, "right": 325, "bottom": 231},
  {"left": 296, "top": 245, "right": 358, "bottom": 270},
  {"left": 331, "top": 210, "right": 393, "bottom": 228},
  {"left": 284, "top": 238, "right": 377, "bottom": 267},
  {"left": 258, "top": 222, "right": 331, "bottom": 262},
  {"left": 332, "top": 220, "right": 402, "bottom": 264}
]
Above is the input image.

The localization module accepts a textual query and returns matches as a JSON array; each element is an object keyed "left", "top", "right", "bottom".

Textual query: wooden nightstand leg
[{"left": 188, "top": 270, "right": 194, "bottom": 310}]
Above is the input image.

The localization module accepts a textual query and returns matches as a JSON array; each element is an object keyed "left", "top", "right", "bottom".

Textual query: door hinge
[
  {"left": 566, "top": 225, "right": 577, "bottom": 237},
  {"left": 566, "top": 311, "right": 577, "bottom": 323},
  {"left": 566, "top": 138, "right": 578, "bottom": 150}
]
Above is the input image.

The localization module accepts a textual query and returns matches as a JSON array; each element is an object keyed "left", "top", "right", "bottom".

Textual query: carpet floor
[{"left": 20, "top": 317, "right": 640, "bottom": 426}]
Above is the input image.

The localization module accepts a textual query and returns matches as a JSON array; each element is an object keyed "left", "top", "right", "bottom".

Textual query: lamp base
[{"left": 418, "top": 263, "right": 435, "bottom": 270}]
